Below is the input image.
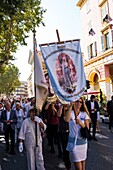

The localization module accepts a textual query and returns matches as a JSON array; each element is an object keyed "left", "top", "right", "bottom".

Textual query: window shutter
[
  {"left": 87, "top": 46, "right": 90, "bottom": 59},
  {"left": 94, "top": 42, "right": 97, "bottom": 56},
  {"left": 109, "top": 29, "right": 113, "bottom": 48},
  {"left": 101, "top": 35, "right": 104, "bottom": 52},
  {"left": 112, "top": 30, "right": 113, "bottom": 48}
]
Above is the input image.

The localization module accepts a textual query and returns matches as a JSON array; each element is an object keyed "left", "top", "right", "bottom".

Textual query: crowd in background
[
  {"left": 0, "top": 95, "right": 113, "bottom": 170},
  {"left": 0, "top": 97, "right": 35, "bottom": 135}
]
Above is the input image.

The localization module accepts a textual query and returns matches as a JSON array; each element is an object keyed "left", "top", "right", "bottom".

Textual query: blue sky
[{"left": 14, "top": 0, "right": 82, "bottom": 81}]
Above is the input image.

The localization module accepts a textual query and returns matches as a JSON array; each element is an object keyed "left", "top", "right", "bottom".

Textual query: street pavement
[{"left": 0, "top": 121, "right": 113, "bottom": 170}]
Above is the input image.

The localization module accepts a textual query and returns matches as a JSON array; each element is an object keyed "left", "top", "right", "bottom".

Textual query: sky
[{"left": 13, "top": 0, "right": 82, "bottom": 81}]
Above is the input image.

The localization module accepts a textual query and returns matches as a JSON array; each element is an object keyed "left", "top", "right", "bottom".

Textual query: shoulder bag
[{"left": 80, "top": 126, "right": 92, "bottom": 140}]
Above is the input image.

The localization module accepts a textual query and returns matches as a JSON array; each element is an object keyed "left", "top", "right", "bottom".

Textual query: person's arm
[
  {"left": 51, "top": 104, "right": 57, "bottom": 115},
  {"left": 45, "top": 102, "right": 51, "bottom": 110},
  {"left": 18, "top": 139, "right": 24, "bottom": 152},
  {"left": 64, "top": 104, "right": 73, "bottom": 122},
  {"left": 84, "top": 119, "right": 90, "bottom": 129},
  {"left": 18, "top": 120, "right": 26, "bottom": 141},
  {"left": 39, "top": 122, "right": 46, "bottom": 131},
  {"left": 18, "top": 120, "right": 26, "bottom": 152},
  {"left": 57, "top": 105, "right": 63, "bottom": 117},
  {"left": 1, "top": 111, "right": 5, "bottom": 123},
  {"left": 73, "top": 103, "right": 80, "bottom": 119},
  {"left": 35, "top": 116, "right": 46, "bottom": 131},
  {"left": 1, "top": 111, "right": 9, "bottom": 123},
  {"left": 83, "top": 112, "right": 90, "bottom": 129},
  {"left": 76, "top": 118, "right": 86, "bottom": 128}
]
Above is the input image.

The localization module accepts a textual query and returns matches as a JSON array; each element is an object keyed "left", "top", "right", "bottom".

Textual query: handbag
[{"left": 80, "top": 126, "right": 92, "bottom": 140}]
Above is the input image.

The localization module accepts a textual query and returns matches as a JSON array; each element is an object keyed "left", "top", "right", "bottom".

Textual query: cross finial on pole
[{"left": 56, "top": 29, "right": 60, "bottom": 42}]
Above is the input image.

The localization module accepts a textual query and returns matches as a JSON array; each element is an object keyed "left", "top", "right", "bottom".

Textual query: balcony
[{"left": 98, "top": 0, "right": 107, "bottom": 7}]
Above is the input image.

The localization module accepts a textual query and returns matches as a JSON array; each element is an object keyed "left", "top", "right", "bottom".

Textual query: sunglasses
[{"left": 76, "top": 100, "right": 82, "bottom": 104}]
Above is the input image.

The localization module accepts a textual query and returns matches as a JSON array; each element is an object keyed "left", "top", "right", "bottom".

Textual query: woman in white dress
[{"left": 65, "top": 97, "right": 90, "bottom": 170}]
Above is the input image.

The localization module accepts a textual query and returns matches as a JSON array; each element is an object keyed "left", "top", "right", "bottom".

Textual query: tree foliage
[
  {"left": 0, "top": 0, "right": 46, "bottom": 68},
  {"left": 0, "top": 64, "right": 21, "bottom": 96}
]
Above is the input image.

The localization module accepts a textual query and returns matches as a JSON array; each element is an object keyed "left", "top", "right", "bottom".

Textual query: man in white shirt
[{"left": 18, "top": 108, "right": 46, "bottom": 170}]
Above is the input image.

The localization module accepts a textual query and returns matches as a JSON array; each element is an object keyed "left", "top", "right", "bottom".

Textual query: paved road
[
  {"left": 86, "top": 122, "right": 113, "bottom": 170},
  {"left": 0, "top": 121, "right": 113, "bottom": 170}
]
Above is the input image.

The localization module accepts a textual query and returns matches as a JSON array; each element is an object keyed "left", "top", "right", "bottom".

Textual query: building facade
[
  {"left": 14, "top": 81, "right": 28, "bottom": 98},
  {"left": 77, "top": 0, "right": 113, "bottom": 100}
]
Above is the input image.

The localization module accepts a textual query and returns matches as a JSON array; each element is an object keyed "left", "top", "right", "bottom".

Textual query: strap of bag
[{"left": 35, "top": 121, "right": 38, "bottom": 147}]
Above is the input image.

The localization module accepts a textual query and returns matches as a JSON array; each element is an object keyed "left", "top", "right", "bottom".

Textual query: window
[
  {"left": 87, "top": 42, "right": 97, "bottom": 59},
  {"left": 105, "top": 32, "right": 110, "bottom": 50},
  {"left": 88, "top": 20, "right": 95, "bottom": 36},
  {"left": 88, "top": 20, "right": 92, "bottom": 31},
  {"left": 101, "top": 2, "right": 109, "bottom": 22},
  {"left": 89, "top": 28, "right": 95, "bottom": 36},
  {"left": 86, "top": 0, "right": 91, "bottom": 13},
  {"left": 101, "top": 30, "right": 113, "bottom": 51}
]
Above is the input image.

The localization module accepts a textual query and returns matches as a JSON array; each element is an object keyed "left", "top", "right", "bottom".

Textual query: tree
[
  {"left": 0, "top": 64, "right": 21, "bottom": 97},
  {"left": 0, "top": 0, "right": 46, "bottom": 69}
]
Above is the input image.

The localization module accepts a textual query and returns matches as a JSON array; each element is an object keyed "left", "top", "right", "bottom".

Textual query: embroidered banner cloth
[{"left": 40, "top": 40, "right": 86, "bottom": 102}]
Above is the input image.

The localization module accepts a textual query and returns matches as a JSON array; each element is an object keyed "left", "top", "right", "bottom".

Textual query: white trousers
[{"left": 26, "top": 143, "right": 45, "bottom": 170}]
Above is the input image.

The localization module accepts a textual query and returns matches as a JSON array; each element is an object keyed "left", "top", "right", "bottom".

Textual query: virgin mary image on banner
[{"left": 56, "top": 52, "right": 77, "bottom": 94}]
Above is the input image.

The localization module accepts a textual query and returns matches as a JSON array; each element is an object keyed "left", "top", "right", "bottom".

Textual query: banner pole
[
  {"left": 33, "top": 28, "right": 37, "bottom": 112},
  {"left": 33, "top": 29, "right": 39, "bottom": 147}
]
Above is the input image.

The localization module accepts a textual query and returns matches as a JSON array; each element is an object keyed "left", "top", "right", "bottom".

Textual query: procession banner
[
  {"left": 34, "top": 43, "right": 48, "bottom": 111},
  {"left": 40, "top": 40, "right": 86, "bottom": 102}
]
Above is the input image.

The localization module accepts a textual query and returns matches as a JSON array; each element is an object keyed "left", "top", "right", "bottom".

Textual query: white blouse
[{"left": 69, "top": 110, "right": 90, "bottom": 139}]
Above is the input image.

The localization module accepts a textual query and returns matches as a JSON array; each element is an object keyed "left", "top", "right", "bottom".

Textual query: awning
[{"left": 83, "top": 91, "right": 100, "bottom": 95}]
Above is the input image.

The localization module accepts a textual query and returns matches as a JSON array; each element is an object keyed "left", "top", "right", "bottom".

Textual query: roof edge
[{"left": 76, "top": 0, "right": 87, "bottom": 8}]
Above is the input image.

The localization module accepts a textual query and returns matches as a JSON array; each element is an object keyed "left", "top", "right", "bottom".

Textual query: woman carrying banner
[{"left": 65, "top": 98, "right": 90, "bottom": 170}]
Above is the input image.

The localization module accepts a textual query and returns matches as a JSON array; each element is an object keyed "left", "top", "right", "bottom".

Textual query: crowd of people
[
  {"left": 0, "top": 97, "right": 35, "bottom": 152},
  {"left": 0, "top": 95, "right": 113, "bottom": 170}
]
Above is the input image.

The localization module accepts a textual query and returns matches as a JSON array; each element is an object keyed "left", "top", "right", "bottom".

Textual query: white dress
[{"left": 69, "top": 110, "right": 89, "bottom": 162}]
